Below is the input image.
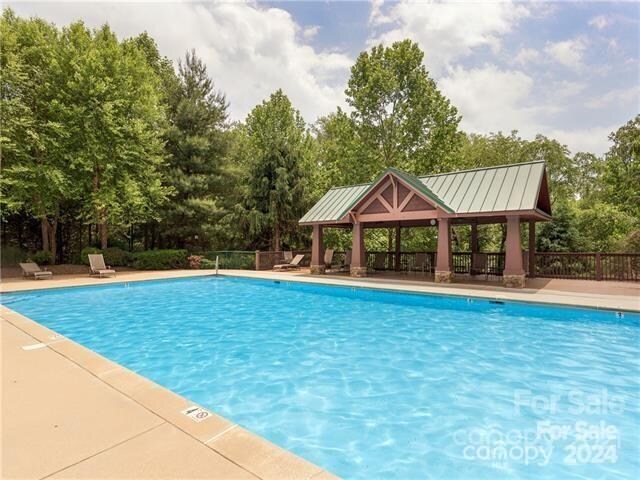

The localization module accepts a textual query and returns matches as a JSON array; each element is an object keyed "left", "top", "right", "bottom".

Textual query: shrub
[
  {"left": 29, "top": 250, "right": 54, "bottom": 265},
  {"left": 204, "top": 251, "right": 254, "bottom": 269},
  {"left": 1, "top": 245, "right": 27, "bottom": 266},
  {"left": 131, "top": 249, "right": 188, "bottom": 270},
  {"left": 80, "top": 247, "right": 102, "bottom": 265},
  {"left": 187, "top": 255, "right": 203, "bottom": 269},
  {"left": 200, "top": 258, "right": 216, "bottom": 269},
  {"left": 103, "top": 247, "right": 130, "bottom": 266}
]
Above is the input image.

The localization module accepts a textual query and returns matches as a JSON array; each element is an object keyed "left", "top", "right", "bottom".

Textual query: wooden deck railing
[{"left": 255, "top": 250, "right": 639, "bottom": 281}]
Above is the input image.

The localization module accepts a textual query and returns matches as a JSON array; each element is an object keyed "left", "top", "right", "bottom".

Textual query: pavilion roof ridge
[{"left": 418, "top": 160, "right": 546, "bottom": 180}]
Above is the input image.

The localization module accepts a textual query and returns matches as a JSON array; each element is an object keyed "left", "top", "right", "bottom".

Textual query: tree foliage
[
  {"left": 345, "top": 39, "right": 462, "bottom": 177},
  {"left": 160, "top": 50, "right": 230, "bottom": 249},
  {"left": 242, "top": 89, "right": 311, "bottom": 250},
  {"left": 1, "top": 9, "right": 638, "bottom": 261}
]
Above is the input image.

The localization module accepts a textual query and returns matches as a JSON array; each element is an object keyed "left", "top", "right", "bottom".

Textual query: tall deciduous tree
[
  {"left": 57, "top": 22, "right": 169, "bottom": 248},
  {"left": 600, "top": 115, "right": 640, "bottom": 219},
  {"left": 160, "top": 50, "right": 229, "bottom": 249},
  {"left": 0, "top": 10, "right": 70, "bottom": 260},
  {"left": 243, "top": 89, "right": 310, "bottom": 251},
  {"left": 345, "top": 39, "right": 462, "bottom": 176}
]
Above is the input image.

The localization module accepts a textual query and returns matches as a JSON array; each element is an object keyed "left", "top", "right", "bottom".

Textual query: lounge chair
[
  {"left": 19, "top": 262, "right": 53, "bottom": 280},
  {"left": 472, "top": 253, "right": 488, "bottom": 280},
  {"left": 273, "top": 254, "right": 304, "bottom": 271},
  {"left": 324, "top": 249, "right": 335, "bottom": 268},
  {"left": 88, "top": 254, "right": 116, "bottom": 278},
  {"left": 410, "top": 253, "right": 429, "bottom": 274},
  {"left": 343, "top": 250, "right": 352, "bottom": 271},
  {"left": 373, "top": 252, "right": 387, "bottom": 270},
  {"left": 283, "top": 250, "right": 293, "bottom": 263}
]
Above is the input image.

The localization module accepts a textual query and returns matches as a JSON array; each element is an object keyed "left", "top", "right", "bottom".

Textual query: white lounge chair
[
  {"left": 273, "top": 254, "right": 304, "bottom": 271},
  {"left": 88, "top": 254, "right": 116, "bottom": 278},
  {"left": 324, "top": 249, "right": 335, "bottom": 268},
  {"left": 19, "top": 262, "right": 53, "bottom": 280}
]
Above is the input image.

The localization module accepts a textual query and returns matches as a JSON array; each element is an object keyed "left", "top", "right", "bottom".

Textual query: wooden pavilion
[{"left": 299, "top": 161, "right": 552, "bottom": 288}]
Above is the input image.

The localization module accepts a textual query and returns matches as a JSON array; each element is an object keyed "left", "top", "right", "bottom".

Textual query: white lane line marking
[
  {"left": 204, "top": 424, "right": 238, "bottom": 444},
  {"left": 98, "top": 367, "right": 122, "bottom": 377},
  {"left": 21, "top": 338, "right": 68, "bottom": 351}
]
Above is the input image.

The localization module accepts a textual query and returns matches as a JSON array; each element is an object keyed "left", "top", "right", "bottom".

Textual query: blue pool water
[{"left": 2, "top": 276, "right": 639, "bottom": 479}]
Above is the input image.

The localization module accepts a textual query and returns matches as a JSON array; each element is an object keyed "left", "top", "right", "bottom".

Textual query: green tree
[
  {"left": 536, "top": 201, "right": 582, "bottom": 252},
  {"left": 573, "top": 151, "right": 603, "bottom": 200},
  {"left": 243, "top": 89, "right": 311, "bottom": 250},
  {"left": 0, "top": 10, "right": 71, "bottom": 261},
  {"left": 345, "top": 39, "right": 462, "bottom": 176},
  {"left": 311, "top": 108, "right": 363, "bottom": 193},
  {"left": 57, "top": 22, "right": 169, "bottom": 248},
  {"left": 160, "top": 50, "right": 230, "bottom": 249},
  {"left": 600, "top": 115, "right": 640, "bottom": 218},
  {"left": 575, "top": 203, "right": 637, "bottom": 252}
]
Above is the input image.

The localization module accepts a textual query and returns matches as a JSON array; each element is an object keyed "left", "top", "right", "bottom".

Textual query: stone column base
[
  {"left": 310, "top": 265, "right": 326, "bottom": 275},
  {"left": 350, "top": 266, "right": 368, "bottom": 277},
  {"left": 434, "top": 270, "right": 454, "bottom": 283},
  {"left": 503, "top": 274, "right": 526, "bottom": 288}
]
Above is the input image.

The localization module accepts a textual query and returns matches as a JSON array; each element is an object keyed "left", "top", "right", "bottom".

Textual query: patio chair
[
  {"left": 324, "top": 249, "right": 335, "bottom": 268},
  {"left": 19, "top": 262, "right": 53, "bottom": 280},
  {"left": 336, "top": 250, "right": 351, "bottom": 273},
  {"left": 472, "top": 253, "right": 488, "bottom": 280},
  {"left": 283, "top": 251, "right": 293, "bottom": 263},
  {"left": 410, "top": 253, "right": 429, "bottom": 274},
  {"left": 88, "top": 254, "right": 117, "bottom": 278},
  {"left": 273, "top": 254, "right": 304, "bottom": 271},
  {"left": 373, "top": 252, "right": 387, "bottom": 270}
]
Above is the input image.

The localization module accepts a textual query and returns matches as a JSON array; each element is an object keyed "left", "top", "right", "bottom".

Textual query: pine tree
[
  {"left": 160, "top": 50, "right": 229, "bottom": 249},
  {"left": 243, "top": 90, "right": 311, "bottom": 251}
]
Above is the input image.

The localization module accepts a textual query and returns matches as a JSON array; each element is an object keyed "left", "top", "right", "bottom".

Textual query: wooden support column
[
  {"left": 310, "top": 224, "right": 325, "bottom": 274},
  {"left": 503, "top": 215, "right": 525, "bottom": 288},
  {"left": 471, "top": 223, "right": 479, "bottom": 254},
  {"left": 435, "top": 218, "right": 453, "bottom": 283},
  {"left": 528, "top": 221, "right": 536, "bottom": 278},
  {"left": 350, "top": 221, "right": 367, "bottom": 277},
  {"left": 470, "top": 223, "right": 479, "bottom": 275},
  {"left": 394, "top": 223, "right": 401, "bottom": 271}
]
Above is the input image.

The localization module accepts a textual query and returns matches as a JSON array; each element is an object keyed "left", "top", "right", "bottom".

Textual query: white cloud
[
  {"left": 544, "top": 37, "right": 587, "bottom": 71},
  {"left": 544, "top": 125, "right": 616, "bottom": 155},
  {"left": 585, "top": 86, "right": 640, "bottom": 109},
  {"left": 589, "top": 15, "right": 612, "bottom": 30},
  {"left": 438, "top": 65, "right": 614, "bottom": 154},
  {"left": 550, "top": 80, "right": 587, "bottom": 99},
  {"left": 438, "top": 64, "right": 536, "bottom": 134},
  {"left": 302, "top": 25, "right": 320, "bottom": 40},
  {"left": 7, "top": 2, "right": 352, "bottom": 124},
  {"left": 514, "top": 47, "right": 540, "bottom": 65},
  {"left": 368, "top": 0, "right": 530, "bottom": 75}
]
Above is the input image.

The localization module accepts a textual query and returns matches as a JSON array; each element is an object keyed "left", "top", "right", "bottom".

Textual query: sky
[{"left": 6, "top": 1, "right": 640, "bottom": 155}]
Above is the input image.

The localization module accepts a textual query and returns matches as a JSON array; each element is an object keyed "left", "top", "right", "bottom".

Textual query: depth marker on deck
[{"left": 181, "top": 405, "right": 212, "bottom": 422}]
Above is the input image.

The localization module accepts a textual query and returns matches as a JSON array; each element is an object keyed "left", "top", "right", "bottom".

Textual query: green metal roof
[
  {"left": 299, "top": 161, "right": 548, "bottom": 224},
  {"left": 419, "top": 161, "right": 546, "bottom": 214}
]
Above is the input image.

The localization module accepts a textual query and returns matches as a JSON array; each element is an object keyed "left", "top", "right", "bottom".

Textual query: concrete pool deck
[
  {"left": 1, "top": 303, "right": 337, "bottom": 480},
  {"left": 2, "top": 269, "right": 638, "bottom": 479}
]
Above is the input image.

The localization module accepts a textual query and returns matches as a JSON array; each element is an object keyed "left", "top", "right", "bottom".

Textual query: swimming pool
[{"left": 2, "top": 275, "right": 639, "bottom": 479}]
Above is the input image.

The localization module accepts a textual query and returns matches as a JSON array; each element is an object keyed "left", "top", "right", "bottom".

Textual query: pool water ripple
[{"left": 2, "top": 276, "right": 638, "bottom": 480}]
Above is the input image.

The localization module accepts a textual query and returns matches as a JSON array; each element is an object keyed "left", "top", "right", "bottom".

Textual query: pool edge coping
[
  {"left": 0, "top": 303, "right": 339, "bottom": 480},
  {"left": 2, "top": 269, "right": 638, "bottom": 313},
  {"left": 218, "top": 271, "right": 640, "bottom": 314}
]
